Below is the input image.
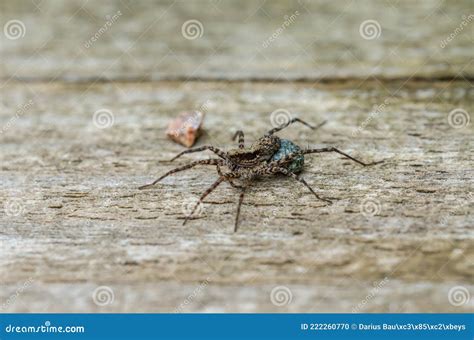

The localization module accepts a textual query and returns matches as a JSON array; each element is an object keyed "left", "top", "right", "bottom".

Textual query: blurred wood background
[{"left": 0, "top": 0, "right": 472, "bottom": 313}]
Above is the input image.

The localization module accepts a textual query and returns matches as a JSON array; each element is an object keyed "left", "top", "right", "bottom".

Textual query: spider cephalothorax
[
  {"left": 226, "top": 135, "right": 281, "bottom": 169},
  {"left": 139, "top": 118, "right": 383, "bottom": 232}
]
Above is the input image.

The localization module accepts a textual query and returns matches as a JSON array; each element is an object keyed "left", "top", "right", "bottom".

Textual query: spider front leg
[
  {"left": 234, "top": 186, "right": 247, "bottom": 232},
  {"left": 303, "top": 147, "right": 383, "bottom": 166},
  {"left": 266, "top": 118, "right": 327, "bottom": 136},
  {"left": 215, "top": 165, "right": 247, "bottom": 231},
  {"left": 183, "top": 176, "right": 225, "bottom": 225},
  {"left": 232, "top": 130, "right": 245, "bottom": 149},
  {"left": 170, "top": 145, "right": 228, "bottom": 162},
  {"left": 139, "top": 159, "right": 223, "bottom": 189}
]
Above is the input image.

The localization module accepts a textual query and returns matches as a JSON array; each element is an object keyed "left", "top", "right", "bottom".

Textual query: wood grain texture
[
  {"left": 1, "top": 0, "right": 473, "bottom": 81},
  {"left": 1, "top": 79, "right": 472, "bottom": 312}
]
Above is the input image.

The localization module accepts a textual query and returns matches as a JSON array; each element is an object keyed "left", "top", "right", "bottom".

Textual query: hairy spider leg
[
  {"left": 170, "top": 145, "right": 228, "bottom": 162},
  {"left": 216, "top": 164, "right": 245, "bottom": 189},
  {"left": 303, "top": 147, "right": 384, "bottom": 166},
  {"left": 183, "top": 176, "right": 225, "bottom": 225},
  {"left": 232, "top": 130, "right": 245, "bottom": 149},
  {"left": 276, "top": 167, "right": 332, "bottom": 204},
  {"left": 234, "top": 187, "right": 247, "bottom": 232},
  {"left": 139, "top": 159, "right": 223, "bottom": 190},
  {"left": 266, "top": 118, "right": 327, "bottom": 136},
  {"left": 252, "top": 153, "right": 332, "bottom": 204},
  {"left": 215, "top": 164, "right": 247, "bottom": 231}
]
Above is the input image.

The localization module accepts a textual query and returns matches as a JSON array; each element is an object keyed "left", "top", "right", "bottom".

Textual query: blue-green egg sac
[{"left": 270, "top": 139, "right": 304, "bottom": 173}]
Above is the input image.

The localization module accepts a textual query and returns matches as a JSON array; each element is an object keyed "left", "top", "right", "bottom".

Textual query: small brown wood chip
[{"left": 166, "top": 111, "right": 205, "bottom": 147}]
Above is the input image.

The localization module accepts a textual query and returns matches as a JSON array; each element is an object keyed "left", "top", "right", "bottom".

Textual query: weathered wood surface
[
  {"left": 1, "top": 0, "right": 473, "bottom": 314},
  {"left": 1, "top": 79, "right": 473, "bottom": 312},
  {"left": 1, "top": 0, "right": 473, "bottom": 80}
]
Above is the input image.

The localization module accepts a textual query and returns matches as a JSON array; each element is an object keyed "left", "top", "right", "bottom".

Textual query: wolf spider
[{"left": 139, "top": 118, "right": 383, "bottom": 232}]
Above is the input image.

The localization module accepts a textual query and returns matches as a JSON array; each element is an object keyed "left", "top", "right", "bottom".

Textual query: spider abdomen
[{"left": 270, "top": 139, "right": 304, "bottom": 173}]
